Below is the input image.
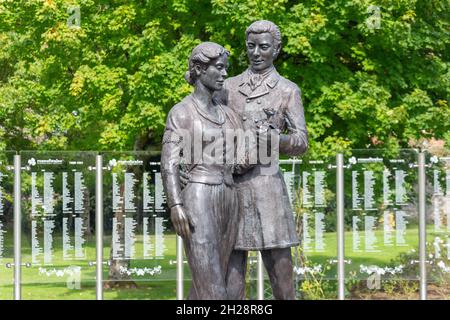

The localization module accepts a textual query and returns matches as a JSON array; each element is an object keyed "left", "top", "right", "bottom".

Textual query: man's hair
[{"left": 245, "top": 20, "right": 282, "bottom": 49}]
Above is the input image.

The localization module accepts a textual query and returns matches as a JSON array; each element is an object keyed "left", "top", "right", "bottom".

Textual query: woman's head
[{"left": 185, "top": 42, "right": 230, "bottom": 91}]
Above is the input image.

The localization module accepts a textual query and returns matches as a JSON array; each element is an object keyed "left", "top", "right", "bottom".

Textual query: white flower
[
  {"left": 359, "top": 264, "right": 403, "bottom": 275},
  {"left": 109, "top": 158, "right": 117, "bottom": 167},
  {"left": 433, "top": 237, "right": 443, "bottom": 245}
]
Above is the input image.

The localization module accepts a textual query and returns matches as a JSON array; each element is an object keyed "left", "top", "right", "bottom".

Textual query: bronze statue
[
  {"left": 160, "top": 42, "right": 245, "bottom": 299},
  {"left": 219, "top": 20, "right": 309, "bottom": 300}
]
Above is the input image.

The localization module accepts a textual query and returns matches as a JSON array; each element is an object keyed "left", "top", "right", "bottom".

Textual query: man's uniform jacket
[{"left": 217, "top": 68, "right": 309, "bottom": 250}]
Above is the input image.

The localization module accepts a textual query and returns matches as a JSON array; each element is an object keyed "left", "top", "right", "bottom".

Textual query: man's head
[{"left": 245, "top": 20, "right": 282, "bottom": 72}]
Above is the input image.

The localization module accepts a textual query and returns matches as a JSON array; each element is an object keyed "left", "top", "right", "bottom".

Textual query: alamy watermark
[
  {"left": 366, "top": 5, "right": 381, "bottom": 30},
  {"left": 162, "top": 122, "right": 281, "bottom": 176},
  {"left": 67, "top": 6, "right": 81, "bottom": 28}
]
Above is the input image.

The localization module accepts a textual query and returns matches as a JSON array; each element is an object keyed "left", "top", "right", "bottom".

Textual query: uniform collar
[{"left": 238, "top": 68, "right": 280, "bottom": 98}]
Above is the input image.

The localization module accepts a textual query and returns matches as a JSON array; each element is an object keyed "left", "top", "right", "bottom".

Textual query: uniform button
[
  {"left": 242, "top": 116, "right": 247, "bottom": 121},
  {"left": 257, "top": 99, "right": 261, "bottom": 104},
  {"left": 246, "top": 98, "right": 251, "bottom": 103}
]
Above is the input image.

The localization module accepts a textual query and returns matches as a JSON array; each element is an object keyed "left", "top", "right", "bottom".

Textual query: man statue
[{"left": 219, "top": 20, "right": 309, "bottom": 300}]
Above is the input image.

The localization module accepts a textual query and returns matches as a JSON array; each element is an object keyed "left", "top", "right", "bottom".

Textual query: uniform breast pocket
[
  {"left": 260, "top": 97, "right": 280, "bottom": 111},
  {"left": 265, "top": 102, "right": 284, "bottom": 129}
]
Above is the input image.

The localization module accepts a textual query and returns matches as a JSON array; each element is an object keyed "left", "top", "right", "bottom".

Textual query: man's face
[
  {"left": 246, "top": 32, "right": 279, "bottom": 72},
  {"left": 198, "top": 55, "right": 228, "bottom": 91}
]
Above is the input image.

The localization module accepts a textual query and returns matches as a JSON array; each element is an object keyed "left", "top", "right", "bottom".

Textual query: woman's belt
[{"left": 188, "top": 172, "right": 234, "bottom": 185}]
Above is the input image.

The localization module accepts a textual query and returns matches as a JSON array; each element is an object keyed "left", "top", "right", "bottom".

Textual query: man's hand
[{"left": 170, "top": 204, "right": 195, "bottom": 239}]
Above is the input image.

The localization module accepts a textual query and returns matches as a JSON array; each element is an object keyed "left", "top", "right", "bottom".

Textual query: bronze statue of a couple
[{"left": 161, "top": 20, "right": 308, "bottom": 300}]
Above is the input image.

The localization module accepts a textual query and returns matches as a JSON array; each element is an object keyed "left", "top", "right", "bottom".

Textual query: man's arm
[{"left": 279, "top": 86, "right": 308, "bottom": 156}]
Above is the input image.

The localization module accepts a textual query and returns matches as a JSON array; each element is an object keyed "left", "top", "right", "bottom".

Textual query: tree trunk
[
  {"left": 104, "top": 131, "right": 156, "bottom": 289},
  {"left": 104, "top": 184, "right": 137, "bottom": 289}
]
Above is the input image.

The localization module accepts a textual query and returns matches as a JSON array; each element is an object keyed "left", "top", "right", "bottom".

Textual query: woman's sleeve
[{"left": 160, "top": 108, "right": 187, "bottom": 208}]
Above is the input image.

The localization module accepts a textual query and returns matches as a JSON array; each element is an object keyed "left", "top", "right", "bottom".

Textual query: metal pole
[
  {"left": 13, "top": 154, "right": 21, "bottom": 300},
  {"left": 96, "top": 154, "right": 103, "bottom": 300},
  {"left": 257, "top": 252, "right": 264, "bottom": 300},
  {"left": 418, "top": 152, "right": 427, "bottom": 300},
  {"left": 336, "top": 153, "right": 345, "bottom": 300},
  {"left": 176, "top": 235, "right": 184, "bottom": 300}
]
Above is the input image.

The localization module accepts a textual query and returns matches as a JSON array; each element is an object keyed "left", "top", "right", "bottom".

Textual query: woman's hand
[{"left": 170, "top": 204, "right": 195, "bottom": 239}]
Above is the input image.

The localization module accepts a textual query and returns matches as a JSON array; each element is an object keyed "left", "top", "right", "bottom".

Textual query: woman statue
[{"left": 161, "top": 42, "right": 244, "bottom": 299}]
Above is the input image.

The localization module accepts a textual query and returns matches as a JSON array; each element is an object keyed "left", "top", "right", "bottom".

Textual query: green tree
[{"left": 0, "top": 0, "right": 448, "bottom": 156}]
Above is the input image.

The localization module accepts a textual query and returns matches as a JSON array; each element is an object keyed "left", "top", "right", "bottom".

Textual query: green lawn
[
  {"left": 0, "top": 234, "right": 192, "bottom": 300},
  {"left": 299, "top": 226, "right": 420, "bottom": 278},
  {"left": 0, "top": 227, "right": 448, "bottom": 300}
]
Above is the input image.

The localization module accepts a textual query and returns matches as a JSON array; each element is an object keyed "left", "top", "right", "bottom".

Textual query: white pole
[
  {"left": 176, "top": 236, "right": 184, "bottom": 300},
  {"left": 418, "top": 152, "right": 427, "bottom": 300},
  {"left": 96, "top": 154, "right": 103, "bottom": 300},
  {"left": 257, "top": 252, "right": 264, "bottom": 300},
  {"left": 13, "top": 154, "right": 21, "bottom": 300},
  {"left": 336, "top": 153, "right": 345, "bottom": 300}
]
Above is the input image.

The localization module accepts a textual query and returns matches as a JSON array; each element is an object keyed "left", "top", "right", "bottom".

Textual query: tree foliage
[{"left": 0, "top": 0, "right": 449, "bottom": 156}]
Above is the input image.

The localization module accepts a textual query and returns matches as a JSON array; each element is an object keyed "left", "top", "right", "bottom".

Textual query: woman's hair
[{"left": 185, "top": 42, "right": 230, "bottom": 85}]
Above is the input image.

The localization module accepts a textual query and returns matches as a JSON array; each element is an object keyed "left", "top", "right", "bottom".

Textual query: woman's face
[{"left": 198, "top": 55, "right": 228, "bottom": 91}]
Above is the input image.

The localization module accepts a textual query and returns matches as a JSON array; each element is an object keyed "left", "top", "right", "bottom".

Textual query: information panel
[
  {"left": 344, "top": 149, "right": 419, "bottom": 299},
  {"left": 425, "top": 152, "right": 450, "bottom": 299},
  {"left": 3, "top": 149, "right": 444, "bottom": 300},
  {"left": 293, "top": 156, "right": 337, "bottom": 300},
  {"left": 102, "top": 152, "right": 178, "bottom": 299},
  {"left": 0, "top": 152, "right": 15, "bottom": 300},
  {"left": 20, "top": 151, "right": 96, "bottom": 299},
  {"left": 250, "top": 156, "right": 337, "bottom": 300}
]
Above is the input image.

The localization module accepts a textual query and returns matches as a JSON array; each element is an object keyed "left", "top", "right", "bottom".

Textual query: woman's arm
[{"left": 160, "top": 106, "right": 195, "bottom": 238}]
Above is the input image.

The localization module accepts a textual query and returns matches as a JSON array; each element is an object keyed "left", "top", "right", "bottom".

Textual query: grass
[
  {"left": 0, "top": 234, "right": 192, "bottom": 300},
  {"left": 0, "top": 227, "right": 448, "bottom": 300}
]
